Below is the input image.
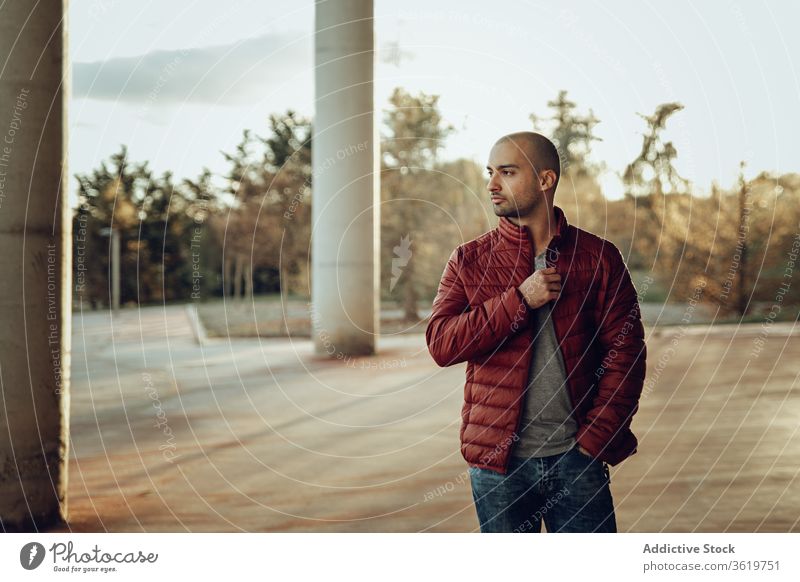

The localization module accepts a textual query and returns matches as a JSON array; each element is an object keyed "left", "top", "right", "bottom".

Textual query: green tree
[
  {"left": 381, "top": 88, "right": 454, "bottom": 320},
  {"left": 213, "top": 129, "right": 265, "bottom": 302},
  {"left": 73, "top": 146, "right": 145, "bottom": 307},
  {"left": 694, "top": 168, "right": 799, "bottom": 316},
  {"left": 261, "top": 110, "right": 313, "bottom": 300},
  {"left": 181, "top": 168, "right": 224, "bottom": 300},
  {"left": 622, "top": 103, "right": 691, "bottom": 269},
  {"left": 73, "top": 146, "right": 202, "bottom": 307},
  {"left": 530, "top": 90, "right": 606, "bottom": 234},
  {"left": 262, "top": 110, "right": 312, "bottom": 174},
  {"left": 531, "top": 90, "right": 601, "bottom": 176},
  {"left": 622, "top": 103, "right": 689, "bottom": 201},
  {"left": 211, "top": 112, "right": 314, "bottom": 306}
]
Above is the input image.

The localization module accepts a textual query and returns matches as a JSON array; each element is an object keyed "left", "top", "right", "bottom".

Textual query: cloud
[{"left": 73, "top": 32, "right": 311, "bottom": 106}]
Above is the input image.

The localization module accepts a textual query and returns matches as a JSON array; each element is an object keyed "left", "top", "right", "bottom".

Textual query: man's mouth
[{"left": 490, "top": 195, "right": 505, "bottom": 204}]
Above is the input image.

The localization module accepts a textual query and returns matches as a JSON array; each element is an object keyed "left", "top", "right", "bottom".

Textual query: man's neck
[{"left": 508, "top": 205, "right": 557, "bottom": 256}]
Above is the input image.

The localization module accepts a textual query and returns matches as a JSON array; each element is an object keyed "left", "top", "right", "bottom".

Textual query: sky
[{"left": 69, "top": 0, "right": 800, "bottom": 201}]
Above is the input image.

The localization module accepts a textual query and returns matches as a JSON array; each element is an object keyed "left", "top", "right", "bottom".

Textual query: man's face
[{"left": 486, "top": 140, "right": 549, "bottom": 219}]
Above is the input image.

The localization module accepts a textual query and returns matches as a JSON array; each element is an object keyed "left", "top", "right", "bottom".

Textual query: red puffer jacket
[{"left": 426, "top": 205, "right": 647, "bottom": 474}]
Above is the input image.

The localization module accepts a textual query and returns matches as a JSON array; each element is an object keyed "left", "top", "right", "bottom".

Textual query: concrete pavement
[{"left": 48, "top": 304, "right": 800, "bottom": 532}]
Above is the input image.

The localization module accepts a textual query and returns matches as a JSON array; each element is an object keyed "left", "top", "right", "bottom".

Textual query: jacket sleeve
[
  {"left": 425, "top": 247, "right": 532, "bottom": 367},
  {"left": 576, "top": 242, "right": 647, "bottom": 457}
]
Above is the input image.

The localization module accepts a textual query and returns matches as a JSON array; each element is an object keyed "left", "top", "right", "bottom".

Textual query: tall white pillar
[
  {"left": 0, "top": 0, "right": 70, "bottom": 530},
  {"left": 312, "top": 0, "right": 379, "bottom": 356}
]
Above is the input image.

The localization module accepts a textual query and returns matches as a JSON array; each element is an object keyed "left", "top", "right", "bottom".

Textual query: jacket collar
[{"left": 497, "top": 204, "right": 569, "bottom": 249}]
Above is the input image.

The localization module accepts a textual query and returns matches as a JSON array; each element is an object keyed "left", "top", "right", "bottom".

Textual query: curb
[{"left": 185, "top": 303, "right": 210, "bottom": 346}]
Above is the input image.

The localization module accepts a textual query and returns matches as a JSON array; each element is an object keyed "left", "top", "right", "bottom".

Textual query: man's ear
[{"left": 540, "top": 169, "right": 557, "bottom": 191}]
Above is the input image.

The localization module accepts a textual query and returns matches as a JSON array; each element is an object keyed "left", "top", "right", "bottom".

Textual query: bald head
[{"left": 494, "top": 131, "right": 561, "bottom": 193}]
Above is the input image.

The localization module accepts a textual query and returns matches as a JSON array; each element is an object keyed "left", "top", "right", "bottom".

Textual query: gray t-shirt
[{"left": 512, "top": 250, "right": 578, "bottom": 458}]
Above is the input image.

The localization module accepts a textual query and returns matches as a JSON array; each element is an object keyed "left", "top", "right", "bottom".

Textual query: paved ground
[
  {"left": 48, "top": 304, "right": 800, "bottom": 532},
  {"left": 193, "top": 295, "right": 720, "bottom": 338}
]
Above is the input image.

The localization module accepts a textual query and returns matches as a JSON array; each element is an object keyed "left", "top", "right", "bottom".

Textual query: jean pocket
[{"left": 573, "top": 444, "right": 596, "bottom": 462}]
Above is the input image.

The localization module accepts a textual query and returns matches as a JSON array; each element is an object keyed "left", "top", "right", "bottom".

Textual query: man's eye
[{"left": 502, "top": 171, "right": 513, "bottom": 176}]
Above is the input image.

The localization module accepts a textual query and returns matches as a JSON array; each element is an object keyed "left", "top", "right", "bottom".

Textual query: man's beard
[{"left": 492, "top": 197, "right": 536, "bottom": 218}]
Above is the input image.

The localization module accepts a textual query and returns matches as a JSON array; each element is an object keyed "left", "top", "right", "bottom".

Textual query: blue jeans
[{"left": 468, "top": 443, "right": 617, "bottom": 532}]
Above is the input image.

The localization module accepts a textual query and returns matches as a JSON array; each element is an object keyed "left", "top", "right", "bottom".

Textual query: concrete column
[
  {"left": 0, "top": 0, "right": 70, "bottom": 530},
  {"left": 312, "top": 0, "right": 379, "bottom": 356}
]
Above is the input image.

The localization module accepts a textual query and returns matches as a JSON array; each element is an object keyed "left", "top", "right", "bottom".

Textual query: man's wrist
[{"left": 515, "top": 285, "right": 531, "bottom": 309}]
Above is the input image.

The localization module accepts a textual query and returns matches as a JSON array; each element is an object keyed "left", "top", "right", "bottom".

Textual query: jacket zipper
[{"left": 505, "top": 244, "right": 537, "bottom": 473}]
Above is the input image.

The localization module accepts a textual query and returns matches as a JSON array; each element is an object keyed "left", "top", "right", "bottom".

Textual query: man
[{"left": 425, "top": 132, "right": 647, "bottom": 533}]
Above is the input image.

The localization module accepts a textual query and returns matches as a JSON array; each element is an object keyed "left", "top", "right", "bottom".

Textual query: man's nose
[{"left": 488, "top": 175, "right": 501, "bottom": 192}]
